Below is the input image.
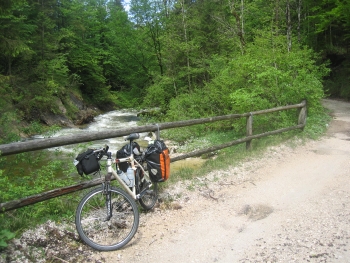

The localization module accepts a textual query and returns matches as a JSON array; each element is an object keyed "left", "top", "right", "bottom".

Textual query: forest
[
  {"left": 1, "top": 0, "right": 350, "bottom": 249},
  {"left": 0, "top": 0, "right": 349, "bottom": 143}
]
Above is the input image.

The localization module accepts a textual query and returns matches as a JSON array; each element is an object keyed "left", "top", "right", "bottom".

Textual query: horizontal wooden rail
[
  {"left": 0, "top": 100, "right": 307, "bottom": 213},
  {"left": 0, "top": 101, "right": 306, "bottom": 157},
  {"left": 0, "top": 178, "right": 104, "bottom": 212},
  {"left": 0, "top": 124, "right": 305, "bottom": 213},
  {"left": 171, "top": 123, "right": 305, "bottom": 162}
]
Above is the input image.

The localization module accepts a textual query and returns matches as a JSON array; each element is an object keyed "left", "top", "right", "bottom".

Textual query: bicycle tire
[
  {"left": 137, "top": 168, "right": 158, "bottom": 210},
  {"left": 75, "top": 186, "right": 139, "bottom": 251}
]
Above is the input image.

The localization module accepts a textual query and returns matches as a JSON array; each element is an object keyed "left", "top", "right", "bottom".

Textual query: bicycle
[{"left": 75, "top": 133, "right": 158, "bottom": 251}]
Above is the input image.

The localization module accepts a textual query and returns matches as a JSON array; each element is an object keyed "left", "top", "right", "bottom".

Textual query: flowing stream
[
  {"left": 1, "top": 109, "right": 206, "bottom": 191},
  {"left": 33, "top": 109, "right": 147, "bottom": 154},
  {"left": 1, "top": 110, "right": 150, "bottom": 180},
  {"left": 30, "top": 109, "right": 205, "bottom": 175}
]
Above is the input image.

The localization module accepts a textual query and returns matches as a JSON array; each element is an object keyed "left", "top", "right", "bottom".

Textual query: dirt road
[{"left": 95, "top": 99, "right": 350, "bottom": 263}]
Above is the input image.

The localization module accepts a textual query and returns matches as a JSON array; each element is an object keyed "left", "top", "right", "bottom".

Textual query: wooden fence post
[
  {"left": 298, "top": 100, "right": 307, "bottom": 128},
  {"left": 246, "top": 113, "right": 253, "bottom": 150},
  {"left": 155, "top": 124, "right": 160, "bottom": 140}
]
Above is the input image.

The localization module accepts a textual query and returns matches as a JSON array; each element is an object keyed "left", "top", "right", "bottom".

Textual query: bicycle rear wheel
[
  {"left": 137, "top": 169, "right": 158, "bottom": 210},
  {"left": 75, "top": 186, "right": 139, "bottom": 251}
]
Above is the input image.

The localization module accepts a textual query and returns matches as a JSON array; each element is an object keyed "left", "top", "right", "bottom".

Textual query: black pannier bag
[
  {"left": 116, "top": 142, "right": 141, "bottom": 172},
  {"left": 75, "top": 149, "right": 100, "bottom": 176},
  {"left": 144, "top": 140, "right": 170, "bottom": 182}
]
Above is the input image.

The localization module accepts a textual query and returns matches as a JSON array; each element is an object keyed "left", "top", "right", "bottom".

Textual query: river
[
  {"left": 31, "top": 109, "right": 205, "bottom": 175},
  {"left": 32, "top": 109, "right": 147, "bottom": 154}
]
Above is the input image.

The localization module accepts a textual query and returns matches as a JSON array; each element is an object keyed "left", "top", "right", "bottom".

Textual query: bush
[
  {"left": 0, "top": 150, "right": 79, "bottom": 233},
  {"left": 142, "top": 75, "right": 177, "bottom": 111},
  {"left": 0, "top": 229, "right": 15, "bottom": 250},
  {"left": 210, "top": 32, "right": 328, "bottom": 115},
  {"left": 163, "top": 30, "right": 329, "bottom": 135}
]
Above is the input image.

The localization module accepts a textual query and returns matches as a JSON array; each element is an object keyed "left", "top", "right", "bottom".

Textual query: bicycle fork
[{"left": 103, "top": 173, "right": 113, "bottom": 221}]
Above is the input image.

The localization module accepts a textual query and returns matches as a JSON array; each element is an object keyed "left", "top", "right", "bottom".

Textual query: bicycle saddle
[{"left": 126, "top": 133, "right": 140, "bottom": 141}]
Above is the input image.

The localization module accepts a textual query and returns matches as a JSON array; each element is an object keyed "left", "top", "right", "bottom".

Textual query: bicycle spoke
[{"left": 76, "top": 187, "right": 139, "bottom": 251}]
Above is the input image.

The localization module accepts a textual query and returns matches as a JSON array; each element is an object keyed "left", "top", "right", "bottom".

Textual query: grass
[
  {"left": 0, "top": 108, "right": 331, "bottom": 248},
  {"left": 160, "top": 110, "right": 331, "bottom": 191},
  {"left": 0, "top": 143, "right": 96, "bottom": 246}
]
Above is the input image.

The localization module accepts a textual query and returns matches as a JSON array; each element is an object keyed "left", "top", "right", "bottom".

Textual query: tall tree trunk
[
  {"left": 40, "top": 0, "right": 45, "bottom": 60},
  {"left": 286, "top": 0, "right": 292, "bottom": 52},
  {"left": 241, "top": 0, "right": 244, "bottom": 38},
  {"left": 297, "top": 0, "right": 301, "bottom": 43},
  {"left": 228, "top": 0, "right": 245, "bottom": 54},
  {"left": 148, "top": 22, "right": 164, "bottom": 76},
  {"left": 180, "top": 0, "right": 191, "bottom": 92},
  {"left": 162, "top": 0, "right": 170, "bottom": 18},
  {"left": 8, "top": 56, "right": 12, "bottom": 76},
  {"left": 275, "top": 0, "right": 279, "bottom": 29},
  {"left": 329, "top": 24, "right": 333, "bottom": 47}
]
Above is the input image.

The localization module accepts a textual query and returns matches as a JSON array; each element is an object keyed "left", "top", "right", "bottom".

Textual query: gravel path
[
  {"left": 1, "top": 99, "right": 350, "bottom": 263},
  {"left": 97, "top": 99, "right": 350, "bottom": 263}
]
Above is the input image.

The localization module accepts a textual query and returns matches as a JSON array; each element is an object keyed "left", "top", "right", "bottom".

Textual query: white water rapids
[
  {"left": 28, "top": 109, "right": 206, "bottom": 178},
  {"left": 33, "top": 109, "right": 148, "bottom": 154}
]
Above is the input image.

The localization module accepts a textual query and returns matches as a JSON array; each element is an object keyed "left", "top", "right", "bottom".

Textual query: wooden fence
[{"left": 0, "top": 100, "right": 307, "bottom": 212}]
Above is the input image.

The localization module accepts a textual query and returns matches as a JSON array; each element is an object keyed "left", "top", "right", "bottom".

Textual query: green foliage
[
  {"left": 0, "top": 149, "right": 79, "bottom": 233},
  {"left": 225, "top": 32, "right": 327, "bottom": 111},
  {"left": 308, "top": 0, "right": 350, "bottom": 49},
  {"left": 0, "top": 1, "right": 35, "bottom": 68},
  {"left": 1, "top": 0, "right": 349, "bottom": 127},
  {"left": 107, "top": 84, "right": 145, "bottom": 109},
  {"left": 166, "top": 90, "right": 209, "bottom": 120},
  {"left": 0, "top": 76, "right": 21, "bottom": 143},
  {"left": 0, "top": 0, "right": 153, "bottom": 118},
  {"left": 0, "top": 229, "right": 15, "bottom": 250},
  {"left": 21, "top": 121, "right": 43, "bottom": 135},
  {"left": 302, "top": 110, "right": 332, "bottom": 139},
  {"left": 0, "top": 112, "right": 21, "bottom": 144},
  {"left": 163, "top": 106, "right": 330, "bottom": 189},
  {"left": 37, "top": 55, "right": 70, "bottom": 95},
  {"left": 143, "top": 76, "right": 176, "bottom": 110},
  {"left": 163, "top": 29, "right": 328, "bottom": 135}
]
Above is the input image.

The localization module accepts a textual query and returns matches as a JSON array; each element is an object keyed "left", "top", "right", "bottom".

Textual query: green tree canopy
[{"left": 0, "top": 0, "right": 349, "bottom": 140}]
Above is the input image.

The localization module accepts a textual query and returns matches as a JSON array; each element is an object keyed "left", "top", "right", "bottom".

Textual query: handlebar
[
  {"left": 93, "top": 144, "right": 144, "bottom": 161},
  {"left": 93, "top": 145, "right": 109, "bottom": 154},
  {"left": 93, "top": 133, "right": 147, "bottom": 161},
  {"left": 93, "top": 145, "right": 109, "bottom": 160}
]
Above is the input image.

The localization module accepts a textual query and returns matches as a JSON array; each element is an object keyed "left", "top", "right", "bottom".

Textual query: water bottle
[
  {"left": 126, "top": 166, "right": 135, "bottom": 187},
  {"left": 117, "top": 169, "right": 129, "bottom": 185}
]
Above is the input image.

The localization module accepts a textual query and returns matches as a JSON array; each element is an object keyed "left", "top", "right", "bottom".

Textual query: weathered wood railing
[{"left": 0, "top": 100, "right": 307, "bottom": 212}]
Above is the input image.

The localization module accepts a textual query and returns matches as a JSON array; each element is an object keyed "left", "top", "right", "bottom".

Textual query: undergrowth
[
  {"left": 159, "top": 110, "right": 331, "bottom": 191},
  {"left": 0, "top": 143, "right": 95, "bottom": 250}
]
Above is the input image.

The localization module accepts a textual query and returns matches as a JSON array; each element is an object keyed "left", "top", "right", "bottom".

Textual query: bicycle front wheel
[{"left": 75, "top": 186, "right": 139, "bottom": 251}]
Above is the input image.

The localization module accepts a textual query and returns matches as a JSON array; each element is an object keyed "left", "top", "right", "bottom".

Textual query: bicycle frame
[{"left": 106, "top": 151, "right": 152, "bottom": 200}]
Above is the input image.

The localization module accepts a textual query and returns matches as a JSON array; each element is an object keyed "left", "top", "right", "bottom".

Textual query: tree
[
  {"left": 63, "top": 0, "right": 109, "bottom": 101},
  {"left": 0, "top": 0, "right": 34, "bottom": 76},
  {"left": 129, "top": 0, "right": 166, "bottom": 77}
]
